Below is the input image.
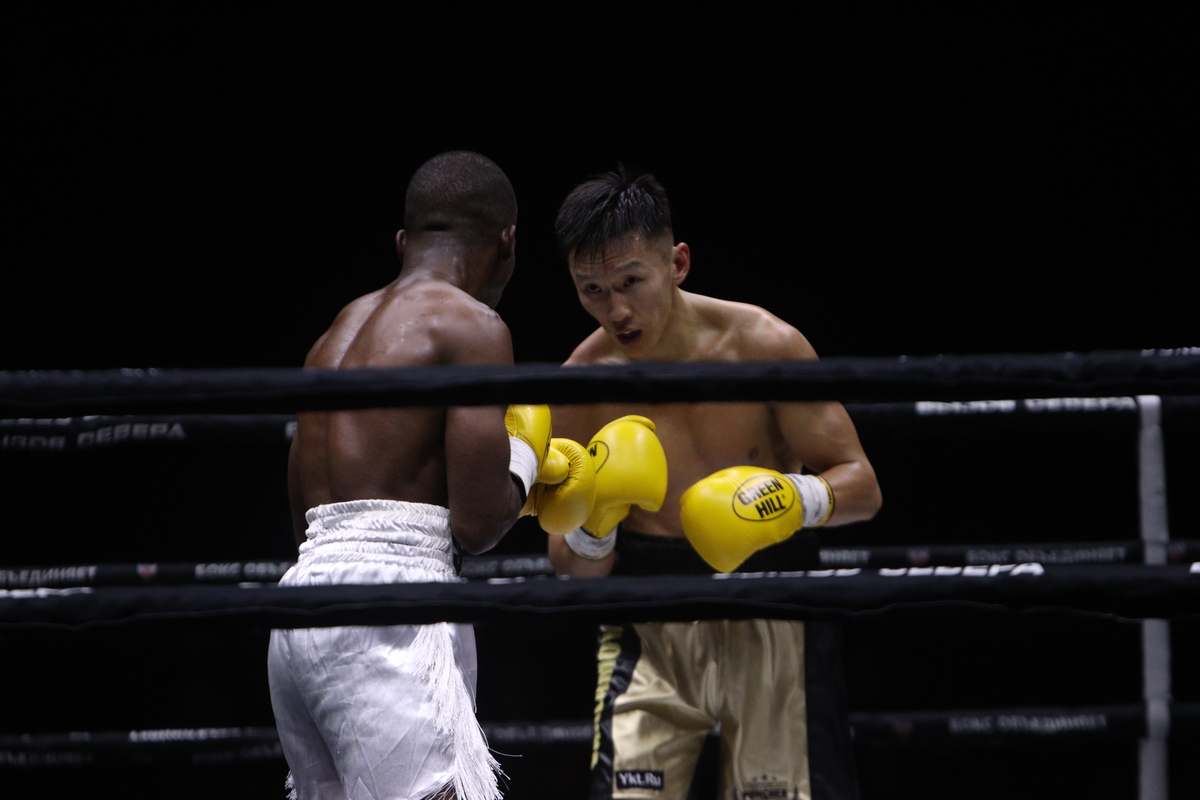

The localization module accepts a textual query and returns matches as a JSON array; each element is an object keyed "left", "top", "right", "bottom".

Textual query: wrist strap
[
  {"left": 785, "top": 473, "right": 835, "bottom": 528},
  {"left": 564, "top": 525, "right": 617, "bottom": 560},
  {"left": 508, "top": 437, "right": 539, "bottom": 499}
]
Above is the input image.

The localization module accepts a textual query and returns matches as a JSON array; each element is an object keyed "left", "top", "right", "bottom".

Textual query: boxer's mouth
[{"left": 616, "top": 330, "right": 642, "bottom": 346}]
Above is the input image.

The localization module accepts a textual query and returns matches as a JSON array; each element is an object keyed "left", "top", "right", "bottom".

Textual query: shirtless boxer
[
  {"left": 544, "top": 169, "right": 883, "bottom": 800},
  {"left": 269, "top": 151, "right": 536, "bottom": 800}
]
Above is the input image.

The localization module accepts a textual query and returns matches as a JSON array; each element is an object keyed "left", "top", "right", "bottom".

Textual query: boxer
[
  {"left": 545, "top": 168, "right": 882, "bottom": 800},
  {"left": 270, "top": 151, "right": 564, "bottom": 800}
]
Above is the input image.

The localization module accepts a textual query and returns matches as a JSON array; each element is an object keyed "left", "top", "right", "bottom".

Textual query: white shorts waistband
[
  {"left": 289, "top": 500, "right": 456, "bottom": 584},
  {"left": 304, "top": 499, "right": 451, "bottom": 537}
]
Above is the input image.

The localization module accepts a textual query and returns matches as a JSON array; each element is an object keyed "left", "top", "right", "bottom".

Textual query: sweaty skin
[
  {"left": 548, "top": 233, "right": 882, "bottom": 577},
  {"left": 288, "top": 230, "right": 524, "bottom": 555}
]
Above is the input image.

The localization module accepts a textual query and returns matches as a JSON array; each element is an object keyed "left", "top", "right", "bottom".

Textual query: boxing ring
[{"left": 2, "top": 350, "right": 1198, "bottom": 798}]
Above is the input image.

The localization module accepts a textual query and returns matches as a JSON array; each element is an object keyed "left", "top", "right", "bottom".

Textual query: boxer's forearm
[
  {"left": 548, "top": 534, "right": 616, "bottom": 577},
  {"left": 820, "top": 460, "right": 882, "bottom": 527}
]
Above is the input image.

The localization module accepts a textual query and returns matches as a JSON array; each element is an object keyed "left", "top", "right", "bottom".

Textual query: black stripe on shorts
[{"left": 590, "top": 623, "right": 642, "bottom": 800}]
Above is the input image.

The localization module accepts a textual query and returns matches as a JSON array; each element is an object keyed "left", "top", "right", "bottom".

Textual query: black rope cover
[
  {"left": 4, "top": 704, "right": 1199, "bottom": 768},
  {"left": 4, "top": 397, "right": 1198, "bottom": 457},
  {"left": 2, "top": 351, "right": 1199, "bottom": 416},
  {"left": 4, "top": 543, "right": 1200, "bottom": 589},
  {"left": 4, "top": 351, "right": 1197, "bottom": 772},
  {"left": 2, "top": 564, "right": 1197, "bottom": 631},
  {"left": 0, "top": 414, "right": 294, "bottom": 453}
]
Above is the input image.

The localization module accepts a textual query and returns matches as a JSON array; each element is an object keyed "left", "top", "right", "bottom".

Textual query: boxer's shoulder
[
  {"left": 388, "top": 278, "right": 492, "bottom": 320},
  {"left": 691, "top": 295, "right": 817, "bottom": 362},
  {"left": 565, "top": 328, "right": 626, "bottom": 366},
  {"left": 305, "top": 289, "right": 390, "bottom": 368},
  {"left": 310, "top": 280, "right": 511, "bottom": 370},
  {"left": 379, "top": 279, "right": 511, "bottom": 364}
]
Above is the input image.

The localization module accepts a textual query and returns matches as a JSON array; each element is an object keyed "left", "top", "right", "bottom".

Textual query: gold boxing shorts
[{"left": 589, "top": 619, "right": 857, "bottom": 800}]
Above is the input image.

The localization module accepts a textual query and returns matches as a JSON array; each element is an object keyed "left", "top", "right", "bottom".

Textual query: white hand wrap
[
  {"left": 564, "top": 525, "right": 617, "bottom": 560},
  {"left": 785, "top": 473, "right": 835, "bottom": 528},
  {"left": 508, "top": 437, "right": 539, "bottom": 499}
]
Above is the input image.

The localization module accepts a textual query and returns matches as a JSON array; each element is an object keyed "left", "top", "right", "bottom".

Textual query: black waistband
[{"left": 611, "top": 528, "right": 821, "bottom": 576}]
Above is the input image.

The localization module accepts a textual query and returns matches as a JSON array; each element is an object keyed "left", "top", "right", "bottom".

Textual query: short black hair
[
  {"left": 404, "top": 151, "right": 517, "bottom": 243},
  {"left": 555, "top": 166, "right": 672, "bottom": 260}
]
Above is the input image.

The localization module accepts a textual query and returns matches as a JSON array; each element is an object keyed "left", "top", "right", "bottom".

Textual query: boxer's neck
[{"left": 400, "top": 237, "right": 496, "bottom": 300}]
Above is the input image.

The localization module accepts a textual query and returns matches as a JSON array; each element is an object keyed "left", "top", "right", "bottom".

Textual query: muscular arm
[
  {"left": 776, "top": 400, "right": 881, "bottom": 526},
  {"left": 548, "top": 536, "right": 615, "bottom": 577},
  {"left": 441, "top": 310, "right": 526, "bottom": 554},
  {"left": 767, "top": 329, "right": 882, "bottom": 527},
  {"left": 446, "top": 403, "right": 524, "bottom": 554}
]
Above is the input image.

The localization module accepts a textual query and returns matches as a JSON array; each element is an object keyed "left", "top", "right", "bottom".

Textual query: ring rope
[
  {"left": 5, "top": 396, "right": 1200, "bottom": 455},
  {"left": 3, "top": 354, "right": 1196, "bottom": 782},
  {"left": 5, "top": 704, "right": 1199, "bottom": 768},
  {"left": 2, "top": 351, "right": 1199, "bottom": 416},
  {"left": 0, "top": 414, "right": 294, "bottom": 452},
  {"left": 2, "top": 564, "right": 1197, "bottom": 631},
  {"left": 4, "top": 542, "right": 1200, "bottom": 590}
]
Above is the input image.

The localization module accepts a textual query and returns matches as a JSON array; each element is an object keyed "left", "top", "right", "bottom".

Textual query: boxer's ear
[
  {"left": 671, "top": 242, "right": 691, "bottom": 286},
  {"left": 395, "top": 230, "right": 407, "bottom": 259},
  {"left": 499, "top": 225, "right": 516, "bottom": 261}
]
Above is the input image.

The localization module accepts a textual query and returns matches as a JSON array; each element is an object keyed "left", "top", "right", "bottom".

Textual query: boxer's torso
[
  {"left": 559, "top": 294, "right": 810, "bottom": 539},
  {"left": 580, "top": 400, "right": 794, "bottom": 538},
  {"left": 290, "top": 278, "right": 493, "bottom": 534}
]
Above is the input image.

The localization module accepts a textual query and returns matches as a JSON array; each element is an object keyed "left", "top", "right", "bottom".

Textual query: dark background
[{"left": 1, "top": 6, "right": 1195, "bottom": 799}]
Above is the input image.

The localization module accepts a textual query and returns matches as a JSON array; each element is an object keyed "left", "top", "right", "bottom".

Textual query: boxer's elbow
[
  {"left": 451, "top": 503, "right": 519, "bottom": 555},
  {"left": 452, "top": 519, "right": 509, "bottom": 555},
  {"left": 826, "top": 461, "right": 882, "bottom": 527},
  {"left": 865, "top": 480, "right": 883, "bottom": 520},
  {"left": 458, "top": 538, "right": 496, "bottom": 556},
  {"left": 856, "top": 463, "right": 883, "bottom": 521},
  {"left": 448, "top": 473, "right": 524, "bottom": 554}
]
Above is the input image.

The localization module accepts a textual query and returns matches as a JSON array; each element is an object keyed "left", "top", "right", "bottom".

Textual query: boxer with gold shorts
[{"left": 544, "top": 168, "right": 882, "bottom": 800}]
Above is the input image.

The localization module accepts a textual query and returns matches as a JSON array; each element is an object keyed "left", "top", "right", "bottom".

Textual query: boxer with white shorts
[
  {"left": 269, "top": 501, "right": 494, "bottom": 800},
  {"left": 272, "top": 152, "right": 553, "bottom": 800}
]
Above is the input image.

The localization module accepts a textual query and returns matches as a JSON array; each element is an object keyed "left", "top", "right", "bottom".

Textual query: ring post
[{"left": 1137, "top": 395, "right": 1170, "bottom": 800}]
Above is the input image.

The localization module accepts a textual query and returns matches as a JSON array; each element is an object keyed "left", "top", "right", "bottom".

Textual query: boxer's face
[{"left": 569, "top": 233, "right": 688, "bottom": 357}]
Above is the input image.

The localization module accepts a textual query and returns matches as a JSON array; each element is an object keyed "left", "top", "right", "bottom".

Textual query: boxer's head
[
  {"left": 400, "top": 151, "right": 518, "bottom": 306},
  {"left": 556, "top": 168, "right": 689, "bottom": 357}
]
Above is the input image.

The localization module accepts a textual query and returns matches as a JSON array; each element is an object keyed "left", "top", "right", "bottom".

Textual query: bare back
[{"left": 288, "top": 277, "right": 516, "bottom": 546}]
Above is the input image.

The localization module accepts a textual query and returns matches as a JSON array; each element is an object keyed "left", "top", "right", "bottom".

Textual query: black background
[{"left": 2, "top": 6, "right": 1195, "bottom": 799}]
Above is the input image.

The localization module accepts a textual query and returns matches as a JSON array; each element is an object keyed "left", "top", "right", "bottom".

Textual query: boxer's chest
[{"left": 616, "top": 401, "right": 782, "bottom": 536}]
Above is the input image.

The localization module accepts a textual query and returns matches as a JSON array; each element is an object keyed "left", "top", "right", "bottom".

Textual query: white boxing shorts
[{"left": 267, "top": 500, "right": 501, "bottom": 800}]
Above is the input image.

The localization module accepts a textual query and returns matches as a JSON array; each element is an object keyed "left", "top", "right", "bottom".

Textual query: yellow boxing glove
[
  {"left": 533, "top": 438, "right": 597, "bottom": 535},
  {"left": 680, "top": 466, "right": 834, "bottom": 573},
  {"left": 506, "top": 404, "right": 557, "bottom": 514},
  {"left": 563, "top": 415, "right": 668, "bottom": 559}
]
